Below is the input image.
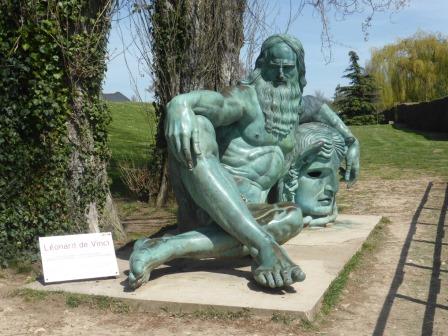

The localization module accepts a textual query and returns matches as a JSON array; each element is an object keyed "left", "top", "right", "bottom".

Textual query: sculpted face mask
[
  {"left": 294, "top": 155, "right": 339, "bottom": 217},
  {"left": 283, "top": 122, "right": 347, "bottom": 218}
]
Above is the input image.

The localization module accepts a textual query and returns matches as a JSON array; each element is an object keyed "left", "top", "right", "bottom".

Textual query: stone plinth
[{"left": 26, "top": 214, "right": 381, "bottom": 320}]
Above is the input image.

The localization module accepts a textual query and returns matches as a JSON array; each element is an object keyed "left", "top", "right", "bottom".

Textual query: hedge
[{"left": 383, "top": 96, "right": 448, "bottom": 133}]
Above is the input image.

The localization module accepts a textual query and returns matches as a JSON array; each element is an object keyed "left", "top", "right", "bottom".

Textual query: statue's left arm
[{"left": 300, "top": 96, "right": 360, "bottom": 186}]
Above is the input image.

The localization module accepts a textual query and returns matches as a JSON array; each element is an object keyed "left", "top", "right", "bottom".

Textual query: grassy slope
[
  {"left": 108, "top": 102, "right": 156, "bottom": 163},
  {"left": 107, "top": 102, "right": 448, "bottom": 196},
  {"left": 351, "top": 124, "right": 448, "bottom": 179},
  {"left": 107, "top": 102, "right": 157, "bottom": 197}
]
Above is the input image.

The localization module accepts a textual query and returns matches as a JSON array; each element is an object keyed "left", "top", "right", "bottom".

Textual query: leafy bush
[{"left": 383, "top": 97, "right": 448, "bottom": 132}]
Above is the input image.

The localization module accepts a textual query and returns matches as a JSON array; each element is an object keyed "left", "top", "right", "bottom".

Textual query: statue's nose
[
  {"left": 277, "top": 66, "right": 285, "bottom": 81},
  {"left": 325, "top": 178, "right": 338, "bottom": 193}
]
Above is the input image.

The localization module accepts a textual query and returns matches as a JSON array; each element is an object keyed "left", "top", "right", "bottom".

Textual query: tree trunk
[
  {"left": 0, "top": 0, "right": 125, "bottom": 263},
  {"left": 150, "top": 0, "right": 246, "bottom": 207},
  {"left": 65, "top": 1, "right": 126, "bottom": 238},
  {"left": 155, "top": 156, "right": 170, "bottom": 207}
]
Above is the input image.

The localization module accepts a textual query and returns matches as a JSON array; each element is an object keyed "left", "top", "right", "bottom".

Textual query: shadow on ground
[
  {"left": 392, "top": 124, "right": 448, "bottom": 141},
  {"left": 373, "top": 182, "right": 448, "bottom": 336}
]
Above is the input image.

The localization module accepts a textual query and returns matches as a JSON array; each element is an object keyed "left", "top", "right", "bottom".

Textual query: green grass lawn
[
  {"left": 107, "top": 102, "right": 448, "bottom": 199},
  {"left": 107, "top": 102, "right": 157, "bottom": 197},
  {"left": 351, "top": 124, "right": 448, "bottom": 179},
  {"left": 108, "top": 102, "right": 157, "bottom": 163}
]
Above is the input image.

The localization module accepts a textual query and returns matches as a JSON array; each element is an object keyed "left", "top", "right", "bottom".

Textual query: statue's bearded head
[{"left": 244, "top": 35, "right": 307, "bottom": 141}]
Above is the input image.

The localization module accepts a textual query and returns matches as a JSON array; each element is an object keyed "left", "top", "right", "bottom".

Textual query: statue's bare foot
[
  {"left": 252, "top": 244, "right": 305, "bottom": 288},
  {"left": 128, "top": 238, "right": 171, "bottom": 289}
]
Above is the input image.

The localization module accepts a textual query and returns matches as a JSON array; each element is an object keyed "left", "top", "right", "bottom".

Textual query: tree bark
[
  {"left": 65, "top": 1, "right": 125, "bottom": 238},
  {"left": 151, "top": 0, "right": 246, "bottom": 207}
]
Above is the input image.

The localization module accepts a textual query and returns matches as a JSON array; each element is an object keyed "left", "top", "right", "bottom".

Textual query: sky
[{"left": 103, "top": 0, "right": 448, "bottom": 101}]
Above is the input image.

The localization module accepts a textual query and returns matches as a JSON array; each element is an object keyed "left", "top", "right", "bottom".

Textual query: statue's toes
[
  {"left": 291, "top": 267, "right": 306, "bottom": 282},
  {"left": 281, "top": 269, "right": 293, "bottom": 286},
  {"left": 264, "top": 272, "right": 276, "bottom": 288},
  {"left": 128, "top": 258, "right": 151, "bottom": 290},
  {"left": 128, "top": 271, "right": 141, "bottom": 289},
  {"left": 273, "top": 271, "right": 284, "bottom": 287},
  {"left": 254, "top": 272, "right": 267, "bottom": 287},
  {"left": 254, "top": 270, "right": 284, "bottom": 288}
]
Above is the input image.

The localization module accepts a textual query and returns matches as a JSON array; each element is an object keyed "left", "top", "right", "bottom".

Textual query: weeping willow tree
[{"left": 367, "top": 32, "right": 448, "bottom": 110}]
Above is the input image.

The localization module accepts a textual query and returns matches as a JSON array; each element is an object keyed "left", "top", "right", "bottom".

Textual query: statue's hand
[
  {"left": 165, "top": 106, "right": 201, "bottom": 169},
  {"left": 344, "top": 139, "right": 360, "bottom": 187},
  {"left": 304, "top": 201, "right": 338, "bottom": 227}
]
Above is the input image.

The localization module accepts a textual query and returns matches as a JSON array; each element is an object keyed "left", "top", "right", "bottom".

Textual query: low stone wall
[{"left": 383, "top": 96, "right": 448, "bottom": 132}]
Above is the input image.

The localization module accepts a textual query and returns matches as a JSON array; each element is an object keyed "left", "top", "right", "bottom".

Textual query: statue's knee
[
  {"left": 286, "top": 205, "right": 304, "bottom": 232},
  {"left": 264, "top": 204, "right": 304, "bottom": 244},
  {"left": 195, "top": 115, "right": 218, "bottom": 156}
]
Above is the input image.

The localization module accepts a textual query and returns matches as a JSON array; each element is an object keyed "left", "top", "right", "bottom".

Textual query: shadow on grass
[{"left": 392, "top": 124, "right": 448, "bottom": 141}]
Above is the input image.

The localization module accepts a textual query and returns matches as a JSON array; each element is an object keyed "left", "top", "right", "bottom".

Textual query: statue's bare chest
[{"left": 238, "top": 106, "right": 296, "bottom": 155}]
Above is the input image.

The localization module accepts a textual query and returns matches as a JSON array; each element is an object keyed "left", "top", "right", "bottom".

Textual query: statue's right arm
[{"left": 165, "top": 89, "right": 245, "bottom": 169}]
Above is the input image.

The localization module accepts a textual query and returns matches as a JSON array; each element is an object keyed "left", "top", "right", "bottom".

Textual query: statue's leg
[
  {"left": 177, "top": 117, "right": 304, "bottom": 286},
  {"left": 129, "top": 203, "right": 304, "bottom": 289},
  {"left": 130, "top": 115, "right": 304, "bottom": 288}
]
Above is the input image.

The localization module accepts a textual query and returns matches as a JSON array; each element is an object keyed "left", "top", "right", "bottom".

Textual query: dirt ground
[{"left": 1, "top": 176, "right": 447, "bottom": 336}]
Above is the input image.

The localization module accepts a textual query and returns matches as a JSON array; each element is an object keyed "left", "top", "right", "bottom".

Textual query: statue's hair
[
  {"left": 243, "top": 34, "right": 307, "bottom": 91},
  {"left": 294, "top": 122, "right": 347, "bottom": 166}
]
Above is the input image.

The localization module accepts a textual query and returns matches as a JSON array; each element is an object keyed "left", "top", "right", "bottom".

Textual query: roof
[{"left": 102, "top": 92, "right": 130, "bottom": 102}]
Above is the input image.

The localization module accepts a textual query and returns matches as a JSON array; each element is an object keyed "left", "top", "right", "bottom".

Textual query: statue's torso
[{"left": 217, "top": 85, "right": 298, "bottom": 203}]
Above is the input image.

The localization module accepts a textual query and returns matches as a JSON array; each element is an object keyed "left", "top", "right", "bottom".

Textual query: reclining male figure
[{"left": 129, "top": 35, "right": 360, "bottom": 289}]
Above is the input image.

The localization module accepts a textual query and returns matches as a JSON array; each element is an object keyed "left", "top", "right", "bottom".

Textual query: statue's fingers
[
  {"left": 347, "top": 162, "right": 359, "bottom": 187},
  {"left": 192, "top": 128, "right": 202, "bottom": 156},
  {"left": 345, "top": 161, "right": 352, "bottom": 182},
  {"left": 329, "top": 211, "right": 338, "bottom": 222},
  {"left": 309, "top": 216, "right": 332, "bottom": 227},
  {"left": 181, "top": 134, "right": 193, "bottom": 169},
  {"left": 168, "top": 135, "right": 183, "bottom": 165},
  {"left": 347, "top": 174, "right": 358, "bottom": 188},
  {"left": 353, "top": 163, "right": 360, "bottom": 179}
]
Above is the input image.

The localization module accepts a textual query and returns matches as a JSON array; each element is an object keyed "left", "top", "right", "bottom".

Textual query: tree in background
[
  {"left": 124, "top": 0, "right": 410, "bottom": 207},
  {"left": 334, "top": 51, "right": 378, "bottom": 125},
  {"left": 300, "top": 0, "right": 410, "bottom": 61},
  {"left": 367, "top": 31, "right": 448, "bottom": 110},
  {"left": 131, "top": 0, "right": 245, "bottom": 207}
]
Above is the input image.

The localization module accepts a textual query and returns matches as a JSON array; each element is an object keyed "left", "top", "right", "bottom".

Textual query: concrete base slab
[{"left": 27, "top": 214, "right": 381, "bottom": 320}]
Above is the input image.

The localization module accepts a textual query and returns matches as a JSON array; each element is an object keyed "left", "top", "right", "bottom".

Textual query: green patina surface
[{"left": 128, "top": 34, "right": 360, "bottom": 291}]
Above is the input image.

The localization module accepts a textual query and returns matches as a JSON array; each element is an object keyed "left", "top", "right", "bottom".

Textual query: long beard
[{"left": 254, "top": 78, "right": 302, "bottom": 141}]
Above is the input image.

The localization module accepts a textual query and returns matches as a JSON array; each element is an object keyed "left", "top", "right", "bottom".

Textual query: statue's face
[
  {"left": 261, "top": 42, "right": 298, "bottom": 87},
  {"left": 294, "top": 156, "right": 340, "bottom": 217}
]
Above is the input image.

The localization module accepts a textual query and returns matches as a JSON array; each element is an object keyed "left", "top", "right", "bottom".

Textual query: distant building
[{"left": 102, "top": 92, "right": 130, "bottom": 102}]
